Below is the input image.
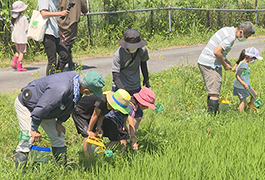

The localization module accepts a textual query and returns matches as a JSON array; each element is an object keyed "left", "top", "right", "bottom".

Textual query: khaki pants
[
  {"left": 14, "top": 97, "right": 65, "bottom": 153},
  {"left": 198, "top": 63, "right": 222, "bottom": 96}
]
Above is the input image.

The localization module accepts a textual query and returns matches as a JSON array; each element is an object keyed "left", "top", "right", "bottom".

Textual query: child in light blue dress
[{"left": 233, "top": 47, "right": 263, "bottom": 111}]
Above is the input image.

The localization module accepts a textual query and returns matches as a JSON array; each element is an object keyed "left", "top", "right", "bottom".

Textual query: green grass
[{"left": 1, "top": 51, "right": 265, "bottom": 179}]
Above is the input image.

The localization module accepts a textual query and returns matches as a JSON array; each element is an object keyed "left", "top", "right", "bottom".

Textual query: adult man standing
[
  {"left": 13, "top": 71, "right": 105, "bottom": 170},
  {"left": 57, "top": 0, "right": 89, "bottom": 70},
  {"left": 112, "top": 29, "right": 151, "bottom": 133},
  {"left": 198, "top": 21, "right": 255, "bottom": 114}
]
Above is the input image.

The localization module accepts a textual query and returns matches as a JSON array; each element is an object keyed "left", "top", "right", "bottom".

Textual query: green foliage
[
  {"left": 1, "top": 51, "right": 265, "bottom": 178},
  {"left": 0, "top": 0, "right": 265, "bottom": 67}
]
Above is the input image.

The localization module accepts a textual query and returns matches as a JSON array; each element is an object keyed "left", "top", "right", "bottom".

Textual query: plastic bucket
[
  {"left": 254, "top": 98, "right": 263, "bottom": 108},
  {"left": 30, "top": 145, "right": 51, "bottom": 162},
  {"left": 219, "top": 99, "right": 230, "bottom": 111}
]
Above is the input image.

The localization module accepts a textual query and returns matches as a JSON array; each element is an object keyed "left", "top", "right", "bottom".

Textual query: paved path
[{"left": 0, "top": 36, "right": 264, "bottom": 93}]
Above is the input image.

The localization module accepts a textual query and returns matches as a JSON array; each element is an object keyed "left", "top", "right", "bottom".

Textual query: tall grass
[{"left": 1, "top": 50, "right": 265, "bottom": 179}]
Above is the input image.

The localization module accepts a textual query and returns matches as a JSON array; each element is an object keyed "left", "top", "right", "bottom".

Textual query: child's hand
[
  {"left": 96, "top": 127, "right": 104, "bottom": 138},
  {"left": 132, "top": 137, "right": 138, "bottom": 150},
  {"left": 244, "top": 84, "right": 249, "bottom": 90},
  {"left": 88, "top": 130, "right": 96, "bottom": 138}
]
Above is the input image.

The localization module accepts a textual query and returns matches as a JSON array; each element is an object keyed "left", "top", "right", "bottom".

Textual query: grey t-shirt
[
  {"left": 38, "top": 0, "right": 59, "bottom": 38},
  {"left": 233, "top": 61, "right": 250, "bottom": 89},
  {"left": 112, "top": 47, "right": 149, "bottom": 91}
]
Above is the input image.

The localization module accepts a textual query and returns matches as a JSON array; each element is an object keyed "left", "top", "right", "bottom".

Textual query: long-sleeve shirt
[{"left": 18, "top": 72, "right": 80, "bottom": 131}]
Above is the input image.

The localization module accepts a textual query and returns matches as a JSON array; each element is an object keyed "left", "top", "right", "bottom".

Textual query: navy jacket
[{"left": 18, "top": 72, "right": 80, "bottom": 131}]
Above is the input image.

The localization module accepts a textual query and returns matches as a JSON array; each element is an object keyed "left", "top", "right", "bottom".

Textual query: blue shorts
[{"left": 233, "top": 86, "right": 250, "bottom": 99}]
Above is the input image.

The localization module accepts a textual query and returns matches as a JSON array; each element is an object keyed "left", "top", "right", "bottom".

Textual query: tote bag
[{"left": 27, "top": 10, "right": 48, "bottom": 42}]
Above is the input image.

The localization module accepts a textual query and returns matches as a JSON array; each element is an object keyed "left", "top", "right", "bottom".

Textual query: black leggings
[{"left": 43, "top": 34, "right": 70, "bottom": 76}]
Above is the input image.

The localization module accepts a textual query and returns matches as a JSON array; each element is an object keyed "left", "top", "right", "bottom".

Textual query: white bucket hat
[
  {"left": 11, "top": 1, "right": 27, "bottom": 13},
  {"left": 245, "top": 47, "right": 263, "bottom": 60}
]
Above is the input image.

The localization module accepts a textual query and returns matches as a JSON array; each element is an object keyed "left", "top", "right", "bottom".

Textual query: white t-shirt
[
  {"left": 233, "top": 61, "right": 250, "bottom": 89},
  {"left": 11, "top": 15, "right": 28, "bottom": 44},
  {"left": 198, "top": 27, "right": 236, "bottom": 68}
]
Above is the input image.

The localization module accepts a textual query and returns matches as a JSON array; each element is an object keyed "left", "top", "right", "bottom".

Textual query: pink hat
[
  {"left": 133, "top": 87, "right": 156, "bottom": 109},
  {"left": 11, "top": 1, "right": 27, "bottom": 13}
]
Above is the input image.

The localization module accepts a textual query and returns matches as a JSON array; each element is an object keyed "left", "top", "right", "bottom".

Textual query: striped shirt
[{"left": 198, "top": 27, "right": 236, "bottom": 68}]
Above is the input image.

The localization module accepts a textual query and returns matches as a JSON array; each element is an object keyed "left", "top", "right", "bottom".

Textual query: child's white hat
[
  {"left": 11, "top": 1, "right": 27, "bottom": 13},
  {"left": 245, "top": 47, "right": 263, "bottom": 60}
]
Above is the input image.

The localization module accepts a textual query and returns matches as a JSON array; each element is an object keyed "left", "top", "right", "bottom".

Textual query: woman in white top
[{"left": 11, "top": 1, "right": 28, "bottom": 71}]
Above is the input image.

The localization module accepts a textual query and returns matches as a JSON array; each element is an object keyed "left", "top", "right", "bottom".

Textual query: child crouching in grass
[
  {"left": 128, "top": 87, "right": 156, "bottom": 150},
  {"left": 98, "top": 90, "right": 131, "bottom": 150},
  {"left": 233, "top": 47, "right": 263, "bottom": 111}
]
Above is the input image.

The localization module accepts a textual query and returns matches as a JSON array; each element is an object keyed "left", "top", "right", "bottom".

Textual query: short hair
[
  {"left": 78, "top": 75, "right": 89, "bottom": 89},
  {"left": 238, "top": 21, "right": 255, "bottom": 35}
]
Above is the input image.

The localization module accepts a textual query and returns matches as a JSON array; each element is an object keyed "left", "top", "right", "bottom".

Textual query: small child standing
[
  {"left": 233, "top": 47, "right": 263, "bottom": 111},
  {"left": 11, "top": 1, "right": 28, "bottom": 71}
]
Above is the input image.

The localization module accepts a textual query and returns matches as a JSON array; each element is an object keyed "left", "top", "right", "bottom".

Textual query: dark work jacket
[{"left": 18, "top": 72, "right": 80, "bottom": 131}]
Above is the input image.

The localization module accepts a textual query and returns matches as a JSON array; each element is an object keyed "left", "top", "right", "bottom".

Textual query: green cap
[{"left": 83, "top": 71, "right": 105, "bottom": 98}]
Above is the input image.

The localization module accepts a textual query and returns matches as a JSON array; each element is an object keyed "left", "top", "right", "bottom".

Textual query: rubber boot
[
  {"left": 11, "top": 56, "right": 18, "bottom": 69},
  {"left": 208, "top": 99, "right": 219, "bottom": 115},
  {"left": 52, "top": 146, "right": 67, "bottom": 166},
  {"left": 13, "top": 150, "right": 28, "bottom": 172},
  {"left": 17, "top": 61, "right": 27, "bottom": 71}
]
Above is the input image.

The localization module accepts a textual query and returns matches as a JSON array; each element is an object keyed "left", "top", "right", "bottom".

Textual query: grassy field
[{"left": 1, "top": 49, "right": 265, "bottom": 179}]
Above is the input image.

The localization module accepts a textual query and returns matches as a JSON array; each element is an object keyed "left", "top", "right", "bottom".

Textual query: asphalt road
[{"left": 0, "top": 36, "right": 264, "bottom": 93}]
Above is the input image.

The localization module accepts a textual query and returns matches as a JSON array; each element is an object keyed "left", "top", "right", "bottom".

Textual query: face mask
[
  {"left": 249, "top": 60, "right": 255, "bottom": 64},
  {"left": 128, "top": 48, "right": 137, "bottom": 53},
  {"left": 238, "top": 31, "right": 247, "bottom": 42}
]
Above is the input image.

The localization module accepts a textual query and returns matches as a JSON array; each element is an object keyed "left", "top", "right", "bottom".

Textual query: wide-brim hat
[
  {"left": 118, "top": 29, "right": 147, "bottom": 49},
  {"left": 11, "top": 1, "right": 27, "bottom": 13},
  {"left": 106, "top": 89, "right": 131, "bottom": 114},
  {"left": 245, "top": 47, "right": 263, "bottom": 60},
  {"left": 83, "top": 71, "right": 105, "bottom": 98},
  {"left": 133, "top": 87, "right": 156, "bottom": 109}
]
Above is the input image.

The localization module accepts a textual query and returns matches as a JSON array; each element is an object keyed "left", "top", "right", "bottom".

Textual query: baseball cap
[
  {"left": 245, "top": 47, "right": 263, "bottom": 60},
  {"left": 83, "top": 71, "right": 105, "bottom": 98}
]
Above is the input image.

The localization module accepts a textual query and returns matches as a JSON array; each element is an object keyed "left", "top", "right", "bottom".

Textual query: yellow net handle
[{"left": 86, "top": 137, "right": 106, "bottom": 151}]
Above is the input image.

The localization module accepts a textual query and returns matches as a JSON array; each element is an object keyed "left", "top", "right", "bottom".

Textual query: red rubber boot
[
  {"left": 17, "top": 61, "right": 27, "bottom": 71},
  {"left": 11, "top": 56, "right": 18, "bottom": 69}
]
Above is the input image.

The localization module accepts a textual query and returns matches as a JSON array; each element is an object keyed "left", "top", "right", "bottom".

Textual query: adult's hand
[
  {"left": 59, "top": 31, "right": 66, "bottom": 42},
  {"left": 224, "top": 63, "right": 231, "bottom": 70},
  {"left": 30, "top": 130, "right": 42, "bottom": 143},
  {"left": 60, "top": 10, "right": 69, "bottom": 17},
  {"left": 56, "top": 123, "right": 65, "bottom": 137},
  {"left": 224, "top": 59, "right": 232, "bottom": 70}
]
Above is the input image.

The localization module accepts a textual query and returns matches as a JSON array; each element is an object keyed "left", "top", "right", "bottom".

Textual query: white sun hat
[{"left": 245, "top": 47, "right": 263, "bottom": 60}]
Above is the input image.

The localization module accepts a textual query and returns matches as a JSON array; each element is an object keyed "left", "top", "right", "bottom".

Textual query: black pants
[
  {"left": 43, "top": 34, "right": 70, "bottom": 76},
  {"left": 63, "top": 39, "right": 74, "bottom": 69}
]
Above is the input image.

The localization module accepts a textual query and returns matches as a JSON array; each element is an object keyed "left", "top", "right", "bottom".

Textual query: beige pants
[
  {"left": 198, "top": 63, "right": 222, "bottom": 96},
  {"left": 14, "top": 97, "right": 65, "bottom": 153}
]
